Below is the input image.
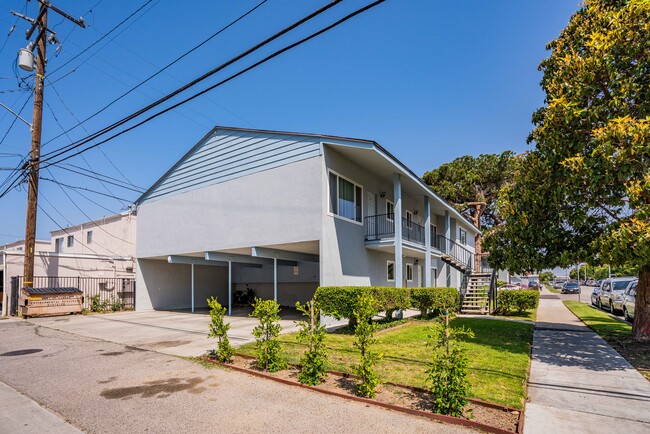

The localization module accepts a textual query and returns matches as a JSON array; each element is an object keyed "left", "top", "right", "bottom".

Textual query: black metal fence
[{"left": 10, "top": 276, "right": 135, "bottom": 314}]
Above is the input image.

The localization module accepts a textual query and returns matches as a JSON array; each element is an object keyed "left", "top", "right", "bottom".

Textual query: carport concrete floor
[
  {"left": 524, "top": 287, "right": 650, "bottom": 433},
  {"left": 27, "top": 308, "right": 310, "bottom": 357}
]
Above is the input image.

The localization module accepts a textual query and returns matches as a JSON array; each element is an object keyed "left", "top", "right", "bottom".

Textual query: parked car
[
  {"left": 591, "top": 286, "right": 602, "bottom": 306},
  {"left": 597, "top": 277, "right": 637, "bottom": 314},
  {"left": 622, "top": 281, "right": 637, "bottom": 323},
  {"left": 528, "top": 280, "right": 540, "bottom": 290},
  {"left": 561, "top": 282, "right": 581, "bottom": 294},
  {"left": 553, "top": 281, "right": 565, "bottom": 289}
]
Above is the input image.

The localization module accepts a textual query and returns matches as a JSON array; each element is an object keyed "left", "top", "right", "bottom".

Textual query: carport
[{"left": 139, "top": 246, "right": 320, "bottom": 314}]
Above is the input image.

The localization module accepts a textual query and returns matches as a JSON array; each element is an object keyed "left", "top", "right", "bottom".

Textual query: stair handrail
[
  {"left": 436, "top": 234, "right": 475, "bottom": 273},
  {"left": 488, "top": 268, "right": 498, "bottom": 314}
]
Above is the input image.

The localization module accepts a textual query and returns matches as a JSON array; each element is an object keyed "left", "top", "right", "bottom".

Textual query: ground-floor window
[
  {"left": 387, "top": 260, "right": 395, "bottom": 281},
  {"left": 406, "top": 263, "right": 413, "bottom": 282}
]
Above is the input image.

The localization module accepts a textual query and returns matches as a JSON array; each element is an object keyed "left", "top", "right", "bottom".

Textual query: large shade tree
[
  {"left": 484, "top": 0, "right": 650, "bottom": 340},
  {"left": 422, "top": 152, "right": 515, "bottom": 269}
]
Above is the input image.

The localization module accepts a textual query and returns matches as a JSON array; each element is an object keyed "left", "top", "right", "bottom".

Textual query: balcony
[{"left": 364, "top": 214, "right": 474, "bottom": 273}]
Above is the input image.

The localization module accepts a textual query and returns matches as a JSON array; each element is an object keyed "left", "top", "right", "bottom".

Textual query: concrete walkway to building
[
  {"left": 0, "top": 379, "right": 81, "bottom": 433},
  {"left": 524, "top": 287, "right": 650, "bottom": 433}
]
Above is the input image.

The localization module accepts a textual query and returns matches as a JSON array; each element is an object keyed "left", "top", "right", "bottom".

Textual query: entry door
[
  {"left": 418, "top": 265, "right": 423, "bottom": 287},
  {"left": 367, "top": 192, "right": 376, "bottom": 237}
]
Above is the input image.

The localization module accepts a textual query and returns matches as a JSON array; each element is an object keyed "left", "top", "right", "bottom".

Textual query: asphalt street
[{"left": 0, "top": 319, "right": 470, "bottom": 434}]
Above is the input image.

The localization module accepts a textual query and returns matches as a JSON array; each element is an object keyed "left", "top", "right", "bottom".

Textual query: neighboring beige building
[{"left": 1, "top": 211, "right": 136, "bottom": 316}]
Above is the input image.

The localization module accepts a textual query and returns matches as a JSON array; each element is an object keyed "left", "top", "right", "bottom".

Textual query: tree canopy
[
  {"left": 484, "top": 0, "right": 650, "bottom": 340},
  {"left": 422, "top": 151, "right": 515, "bottom": 231}
]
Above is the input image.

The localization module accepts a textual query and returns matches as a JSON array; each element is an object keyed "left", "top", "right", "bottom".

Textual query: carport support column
[
  {"left": 273, "top": 258, "right": 278, "bottom": 303},
  {"left": 191, "top": 264, "right": 195, "bottom": 313},
  {"left": 394, "top": 173, "right": 403, "bottom": 288},
  {"left": 424, "top": 196, "right": 432, "bottom": 287},
  {"left": 228, "top": 261, "right": 232, "bottom": 316}
]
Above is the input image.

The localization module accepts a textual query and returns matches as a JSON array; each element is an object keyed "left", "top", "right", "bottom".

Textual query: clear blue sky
[{"left": 0, "top": 0, "right": 578, "bottom": 243}]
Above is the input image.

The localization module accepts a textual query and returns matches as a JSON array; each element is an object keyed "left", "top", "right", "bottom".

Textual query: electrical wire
[
  {"left": 41, "top": 0, "right": 386, "bottom": 169},
  {"left": 38, "top": 0, "right": 346, "bottom": 164},
  {"left": 48, "top": 0, "right": 159, "bottom": 77},
  {"left": 40, "top": 176, "right": 131, "bottom": 203},
  {"left": 40, "top": 0, "right": 269, "bottom": 149}
]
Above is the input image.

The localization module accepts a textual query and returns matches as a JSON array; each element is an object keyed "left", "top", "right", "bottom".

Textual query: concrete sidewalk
[
  {"left": 524, "top": 287, "right": 650, "bottom": 433},
  {"left": 0, "top": 379, "right": 81, "bottom": 433}
]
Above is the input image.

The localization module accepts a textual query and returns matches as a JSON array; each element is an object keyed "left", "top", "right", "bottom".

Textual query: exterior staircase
[{"left": 460, "top": 273, "right": 491, "bottom": 314}]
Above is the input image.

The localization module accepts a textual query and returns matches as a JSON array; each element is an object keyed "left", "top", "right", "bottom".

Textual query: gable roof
[{"left": 135, "top": 126, "right": 479, "bottom": 233}]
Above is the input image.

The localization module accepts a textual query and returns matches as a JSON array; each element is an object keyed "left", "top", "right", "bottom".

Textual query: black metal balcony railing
[
  {"left": 364, "top": 214, "right": 425, "bottom": 245},
  {"left": 364, "top": 214, "right": 475, "bottom": 272}
]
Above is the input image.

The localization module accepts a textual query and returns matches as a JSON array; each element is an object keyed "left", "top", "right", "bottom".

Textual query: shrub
[
  {"left": 426, "top": 312, "right": 474, "bottom": 417},
  {"left": 497, "top": 290, "right": 539, "bottom": 314},
  {"left": 315, "top": 286, "right": 410, "bottom": 325},
  {"left": 90, "top": 294, "right": 107, "bottom": 313},
  {"left": 295, "top": 300, "right": 328, "bottom": 385},
  {"left": 353, "top": 292, "right": 381, "bottom": 398},
  {"left": 411, "top": 287, "right": 459, "bottom": 317},
  {"left": 250, "top": 298, "right": 287, "bottom": 372},
  {"left": 207, "top": 297, "right": 234, "bottom": 363}
]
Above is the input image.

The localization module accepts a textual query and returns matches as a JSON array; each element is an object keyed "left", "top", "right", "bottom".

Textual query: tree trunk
[{"left": 632, "top": 264, "right": 650, "bottom": 342}]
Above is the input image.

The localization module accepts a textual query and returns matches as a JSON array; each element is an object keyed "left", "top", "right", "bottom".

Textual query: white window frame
[
  {"left": 54, "top": 237, "right": 64, "bottom": 253},
  {"left": 387, "top": 260, "right": 395, "bottom": 282},
  {"left": 386, "top": 200, "right": 394, "bottom": 222},
  {"left": 328, "top": 170, "right": 363, "bottom": 225},
  {"left": 87, "top": 230, "right": 93, "bottom": 244},
  {"left": 459, "top": 228, "right": 467, "bottom": 245},
  {"left": 67, "top": 235, "right": 74, "bottom": 248},
  {"left": 406, "top": 263, "right": 413, "bottom": 282}
]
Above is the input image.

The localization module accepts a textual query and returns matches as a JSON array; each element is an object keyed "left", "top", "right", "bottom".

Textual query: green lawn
[
  {"left": 563, "top": 301, "right": 650, "bottom": 380},
  {"left": 238, "top": 317, "right": 533, "bottom": 409},
  {"left": 545, "top": 284, "right": 560, "bottom": 294},
  {"left": 492, "top": 307, "right": 537, "bottom": 322}
]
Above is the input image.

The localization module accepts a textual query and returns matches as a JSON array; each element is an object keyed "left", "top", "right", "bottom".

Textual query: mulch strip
[{"left": 202, "top": 353, "right": 523, "bottom": 433}]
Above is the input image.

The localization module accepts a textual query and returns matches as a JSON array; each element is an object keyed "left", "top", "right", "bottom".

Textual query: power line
[
  {"left": 38, "top": 0, "right": 346, "bottom": 164},
  {"left": 40, "top": 0, "right": 268, "bottom": 149},
  {"left": 40, "top": 176, "right": 132, "bottom": 203},
  {"left": 46, "top": 168, "right": 134, "bottom": 245},
  {"left": 42, "top": 96, "right": 129, "bottom": 207},
  {"left": 37, "top": 198, "right": 126, "bottom": 258},
  {"left": 42, "top": 0, "right": 386, "bottom": 169},
  {"left": 48, "top": 0, "right": 159, "bottom": 77},
  {"left": 52, "top": 164, "right": 143, "bottom": 193}
]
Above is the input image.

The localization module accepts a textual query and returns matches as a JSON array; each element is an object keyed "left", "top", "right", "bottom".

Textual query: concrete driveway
[{"left": 27, "top": 308, "right": 307, "bottom": 357}]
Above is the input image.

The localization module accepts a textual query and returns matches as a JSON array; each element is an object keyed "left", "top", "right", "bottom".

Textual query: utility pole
[{"left": 13, "top": 1, "right": 85, "bottom": 289}]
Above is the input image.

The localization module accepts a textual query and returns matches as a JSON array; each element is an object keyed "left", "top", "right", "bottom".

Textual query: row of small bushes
[
  {"left": 497, "top": 289, "right": 539, "bottom": 314},
  {"left": 314, "top": 286, "right": 459, "bottom": 323}
]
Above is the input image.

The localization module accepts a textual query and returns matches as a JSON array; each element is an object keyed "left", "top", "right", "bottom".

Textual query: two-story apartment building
[
  {"left": 0, "top": 211, "right": 136, "bottom": 316},
  {"left": 134, "top": 127, "right": 479, "bottom": 314}
]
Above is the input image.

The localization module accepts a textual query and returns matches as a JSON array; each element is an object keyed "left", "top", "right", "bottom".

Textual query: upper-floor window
[
  {"left": 87, "top": 230, "right": 93, "bottom": 244},
  {"left": 329, "top": 171, "right": 362, "bottom": 223},
  {"left": 386, "top": 200, "right": 394, "bottom": 221},
  {"left": 459, "top": 228, "right": 467, "bottom": 245},
  {"left": 54, "top": 237, "right": 64, "bottom": 253},
  {"left": 67, "top": 235, "right": 74, "bottom": 248}
]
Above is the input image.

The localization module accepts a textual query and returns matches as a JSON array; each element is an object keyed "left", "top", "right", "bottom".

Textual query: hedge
[
  {"left": 314, "top": 286, "right": 459, "bottom": 324},
  {"left": 410, "top": 287, "right": 459, "bottom": 316},
  {"left": 314, "top": 286, "right": 410, "bottom": 322},
  {"left": 497, "top": 289, "right": 539, "bottom": 314}
]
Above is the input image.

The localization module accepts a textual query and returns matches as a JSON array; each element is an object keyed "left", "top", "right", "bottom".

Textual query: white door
[
  {"left": 418, "top": 265, "right": 423, "bottom": 287},
  {"left": 367, "top": 192, "right": 376, "bottom": 237}
]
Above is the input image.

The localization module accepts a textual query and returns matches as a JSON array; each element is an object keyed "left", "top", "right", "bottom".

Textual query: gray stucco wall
[
  {"left": 321, "top": 147, "right": 435, "bottom": 287},
  {"left": 136, "top": 156, "right": 322, "bottom": 258},
  {"left": 136, "top": 259, "right": 228, "bottom": 311}
]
